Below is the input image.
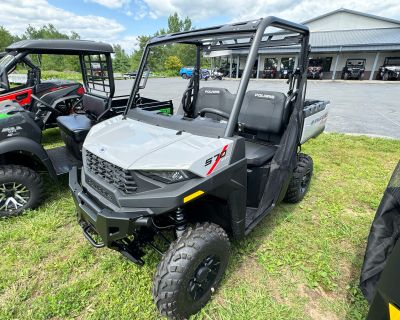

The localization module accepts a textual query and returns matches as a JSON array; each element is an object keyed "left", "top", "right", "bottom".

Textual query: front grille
[{"left": 85, "top": 150, "right": 138, "bottom": 194}]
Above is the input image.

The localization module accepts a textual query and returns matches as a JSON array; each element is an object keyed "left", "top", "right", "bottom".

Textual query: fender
[{"left": 0, "top": 136, "right": 57, "bottom": 179}]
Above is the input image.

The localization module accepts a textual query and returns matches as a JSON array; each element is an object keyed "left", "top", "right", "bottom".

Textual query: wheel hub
[
  {"left": 0, "top": 183, "right": 30, "bottom": 212},
  {"left": 188, "top": 255, "right": 221, "bottom": 301}
]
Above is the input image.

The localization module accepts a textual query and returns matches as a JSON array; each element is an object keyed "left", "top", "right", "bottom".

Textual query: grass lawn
[{"left": 1, "top": 130, "right": 399, "bottom": 320}]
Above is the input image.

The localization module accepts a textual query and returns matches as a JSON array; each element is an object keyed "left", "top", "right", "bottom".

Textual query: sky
[{"left": 1, "top": 0, "right": 400, "bottom": 53}]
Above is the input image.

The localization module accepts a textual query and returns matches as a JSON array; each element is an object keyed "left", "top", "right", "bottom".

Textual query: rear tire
[
  {"left": 181, "top": 73, "right": 188, "bottom": 79},
  {"left": 284, "top": 153, "right": 313, "bottom": 203},
  {"left": 0, "top": 165, "right": 43, "bottom": 217},
  {"left": 153, "top": 222, "right": 230, "bottom": 319}
]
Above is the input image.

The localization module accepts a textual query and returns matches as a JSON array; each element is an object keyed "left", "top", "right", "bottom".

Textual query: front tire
[
  {"left": 181, "top": 73, "right": 188, "bottom": 79},
  {"left": 153, "top": 222, "right": 230, "bottom": 319},
  {"left": 0, "top": 165, "right": 43, "bottom": 217},
  {"left": 383, "top": 72, "right": 389, "bottom": 81},
  {"left": 284, "top": 154, "right": 313, "bottom": 203}
]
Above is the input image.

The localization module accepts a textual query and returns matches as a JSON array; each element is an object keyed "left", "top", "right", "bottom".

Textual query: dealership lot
[{"left": 116, "top": 78, "right": 400, "bottom": 139}]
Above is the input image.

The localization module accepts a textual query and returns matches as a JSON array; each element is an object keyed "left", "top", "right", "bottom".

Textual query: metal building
[{"left": 208, "top": 8, "right": 400, "bottom": 80}]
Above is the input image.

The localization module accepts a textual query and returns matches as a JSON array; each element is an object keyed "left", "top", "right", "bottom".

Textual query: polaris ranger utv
[
  {"left": 341, "top": 59, "right": 366, "bottom": 80},
  {"left": 0, "top": 40, "right": 87, "bottom": 127},
  {"left": 69, "top": 17, "right": 329, "bottom": 319},
  {"left": 0, "top": 40, "right": 173, "bottom": 217}
]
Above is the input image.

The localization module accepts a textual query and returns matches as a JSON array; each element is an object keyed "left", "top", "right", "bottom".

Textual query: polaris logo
[
  {"left": 254, "top": 93, "right": 275, "bottom": 99},
  {"left": 205, "top": 90, "right": 220, "bottom": 94}
]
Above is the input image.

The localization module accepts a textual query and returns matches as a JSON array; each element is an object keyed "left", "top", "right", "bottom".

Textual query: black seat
[
  {"left": 239, "top": 90, "right": 288, "bottom": 166},
  {"left": 57, "top": 94, "right": 108, "bottom": 158},
  {"left": 57, "top": 114, "right": 92, "bottom": 142},
  {"left": 57, "top": 93, "right": 108, "bottom": 141},
  {"left": 194, "top": 87, "right": 235, "bottom": 119},
  {"left": 245, "top": 142, "right": 277, "bottom": 166}
]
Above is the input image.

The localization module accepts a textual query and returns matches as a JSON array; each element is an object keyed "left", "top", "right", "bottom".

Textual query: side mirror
[{"left": 139, "top": 67, "right": 150, "bottom": 89}]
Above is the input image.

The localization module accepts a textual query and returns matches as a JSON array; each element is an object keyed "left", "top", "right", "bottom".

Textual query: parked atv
[
  {"left": 263, "top": 66, "right": 277, "bottom": 78},
  {"left": 280, "top": 67, "right": 293, "bottom": 79},
  {"left": 69, "top": 17, "right": 329, "bottom": 319},
  {"left": 0, "top": 41, "right": 85, "bottom": 127},
  {"left": 211, "top": 67, "right": 223, "bottom": 80},
  {"left": 377, "top": 57, "right": 400, "bottom": 81},
  {"left": 0, "top": 40, "right": 172, "bottom": 217},
  {"left": 360, "top": 162, "right": 400, "bottom": 319},
  {"left": 307, "top": 58, "right": 324, "bottom": 79},
  {"left": 341, "top": 59, "right": 365, "bottom": 80}
]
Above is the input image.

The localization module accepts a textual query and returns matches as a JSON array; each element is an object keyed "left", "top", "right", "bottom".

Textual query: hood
[
  {"left": 83, "top": 115, "right": 234, "bottom": 177},
  {"left": 385, "top": 66, "right": 400, "bottom": 72}
]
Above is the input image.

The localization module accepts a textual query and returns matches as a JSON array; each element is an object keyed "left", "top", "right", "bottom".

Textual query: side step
[{"left": 244, "top": 205, "right": 274, "bottom": 235}]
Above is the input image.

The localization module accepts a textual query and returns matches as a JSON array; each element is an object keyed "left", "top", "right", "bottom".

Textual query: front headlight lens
[{"left": 138, "top": 170, "right": 197, "bottom": 184}]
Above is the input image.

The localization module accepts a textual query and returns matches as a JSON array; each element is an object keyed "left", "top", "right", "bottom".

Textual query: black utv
[
  {"left": 0, "top": 40, "right": 172, "bottom": 217},
  {"left": 341, "top": 59, "right": 366, "bottom": 80},
  {"left": 69, "top": 17, "right": 329, "bottom": 319}
]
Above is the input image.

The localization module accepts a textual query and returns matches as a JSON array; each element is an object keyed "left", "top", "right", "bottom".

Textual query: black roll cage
[
  {"left": 1, "top": 40, "right": 115, "bottom": 98},
  {"left": 125, "top": 16, "right": 310, "bottom": 138}
]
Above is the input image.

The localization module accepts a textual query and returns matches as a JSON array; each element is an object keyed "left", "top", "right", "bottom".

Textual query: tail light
[{"left": 77, "top": 86, "right": 85, "bottom": 96}]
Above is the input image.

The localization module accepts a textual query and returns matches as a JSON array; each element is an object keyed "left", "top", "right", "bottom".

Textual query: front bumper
[{"left": 69, "top": 167, "right": 149, "bottom": 247}]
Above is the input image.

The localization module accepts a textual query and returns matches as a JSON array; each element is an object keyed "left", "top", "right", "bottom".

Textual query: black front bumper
[{"left": 69, "top": 167, "right": 148, "bottom": 247}]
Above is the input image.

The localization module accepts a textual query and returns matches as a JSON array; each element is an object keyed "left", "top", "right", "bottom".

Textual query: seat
[
  {"left": 245, "top": 141, "right": 277, "bottom": 166},
  {"left": 239, "top": 90, "right": 288, "bottom": 167},
  {"left": 57, "top": 93, "right": 108, "bottom": 141},
  {"left": 57, "top": 114, "right": 92, "bottom": 142},
  {"left": 57, "top": 94, "right": 108, "bottom": 159},
  {"left": 194, "top": 87, "right": 235, "bottom": 119}
]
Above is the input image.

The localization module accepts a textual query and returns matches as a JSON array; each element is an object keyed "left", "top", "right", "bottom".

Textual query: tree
[
  {"left": 0, "top": 26, "right": 15, "bottom": 52},
  {"left": 113, "top": 44, "right": 130, "bottom": 73},
  {"left": 129, "top": 12, "right": 196, "bottom": 74},
  {"left": 164, "top": 56, "right": 182, "bottom": 72}
]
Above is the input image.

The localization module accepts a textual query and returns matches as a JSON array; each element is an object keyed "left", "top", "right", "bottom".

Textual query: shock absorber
[{"left": 175, "top": 207, "right": 187, "bottom": 238}]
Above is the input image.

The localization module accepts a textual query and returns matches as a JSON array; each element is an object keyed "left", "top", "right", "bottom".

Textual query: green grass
[{"left": 1, "top": 131, "right": 399, "bottom": 320}]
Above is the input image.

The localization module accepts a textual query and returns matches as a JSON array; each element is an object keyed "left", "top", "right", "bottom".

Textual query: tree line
[{"left": 0, "top": 13, "right": 201, "bottom": 75}]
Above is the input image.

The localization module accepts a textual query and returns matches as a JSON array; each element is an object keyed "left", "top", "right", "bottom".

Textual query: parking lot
[{"left": 115, "top": 78, "right": 400, "bottom": 139}]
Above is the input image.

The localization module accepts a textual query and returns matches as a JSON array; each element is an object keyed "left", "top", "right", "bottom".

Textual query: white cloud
[
  {"left": 0, "top": 0, "right": 125, "bottom": 42},
  {"left": 85, "top": 0, "right": 131, "bottom": 9},
  {"left": 138, "top": 0, "right": 400, "bottom": 23},
  {"left": 117, "top": 35, "right": 140, "bottom": 53}
]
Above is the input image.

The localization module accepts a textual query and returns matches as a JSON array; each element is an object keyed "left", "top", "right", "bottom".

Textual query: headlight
[{"left": 138, "top": 170, "right": 197, "bottom": 184}]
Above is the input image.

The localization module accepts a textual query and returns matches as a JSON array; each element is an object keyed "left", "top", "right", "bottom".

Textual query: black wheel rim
[
  {"left": 300, "top": 168, "right": 312, "bottom": 195},
  {"left": 187, "top": 255, "right": 221, "bottom": 301},
  {"left": 0, "top": 182, "right": 30, "bottom": 213}
]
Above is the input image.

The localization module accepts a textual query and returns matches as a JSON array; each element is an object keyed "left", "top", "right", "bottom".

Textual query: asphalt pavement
[{"left": 115, "top": 78, "right": 400, "bottom": 139}]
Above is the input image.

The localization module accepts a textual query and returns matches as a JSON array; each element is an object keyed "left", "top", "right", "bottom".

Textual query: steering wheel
[{"left": 199, "top": 107, "right": 230, "bottom": 120}]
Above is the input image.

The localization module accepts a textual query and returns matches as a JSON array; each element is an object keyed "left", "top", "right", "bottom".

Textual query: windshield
[
  {"left": 385, "top": 58, "right": 400, "bottom": 66},
  {"left": 346, "top": 59, "right": 365, "bottom": 67},
  {"left": 309, "top": 59, "right": 322, "bottom": 67}
]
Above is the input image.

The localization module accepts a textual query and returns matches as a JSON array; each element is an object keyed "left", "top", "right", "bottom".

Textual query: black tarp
[{"left": 360, "top": 161, "right": 400, "bottom": 303}]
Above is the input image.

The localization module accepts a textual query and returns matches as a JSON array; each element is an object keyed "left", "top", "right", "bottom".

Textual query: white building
[{"left": 210, "top": 8, "right": 400, "bottom": 80}]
